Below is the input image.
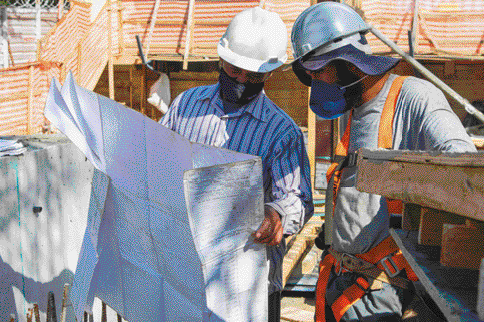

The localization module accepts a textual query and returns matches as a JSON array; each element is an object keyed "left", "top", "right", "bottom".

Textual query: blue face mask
[
  {"left": 309, "top": 76, "right": 367, "bottom": 120},
  {"left": 219, "top": 68, "right": 265, "bottom": 105}
]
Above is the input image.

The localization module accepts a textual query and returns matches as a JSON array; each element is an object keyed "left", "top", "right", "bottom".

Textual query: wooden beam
[
  {"left": 35, "top": 0, "right": 41, "bottom": 41},
  {"left": 27, "top": 65, "right": 34, "bottom": 134},
  {"left": 145, "top": 0, "right": 161, "bottom": 58},
  {"left": 402, "top": 203, "right": 421, "bottom": 231},
  {"left": 390, "top": 229, "right": 463, "bottom": 321},
  {"left": 356, "top": 149, "right": 484, "bottom": 222},
  {"left": 408, "top": 0, "right": 419, "bottom": 56},
  {"left": 441, "top": 220, "right": 484, "bottom": 270},
  {"left": 77, "top": 43, "right": 82, "bottom": 83},
  {"left": 183, "top": 0, "right": 196, "bottom": 70},
  {"left": 417, "top": 207, "right": 464, "bottom": 246},
  {"left": 58, "top": 0, "right": 65, "bottom": 21},
  {"left": 129, "top": 65, "right": 133, "bottom": 109},
  {"left": 123, "top": 18, "right": 295, "bottom": 26},
  {"left": 108, "top": 0, "right": 115, "bottom": 100},
  {"left": 7, "top": 39, "right": 14, "bottom": 67},
  {"left": 117, "top": 1, "right": 124, "bottom": 54},
  {"left": 140, "top": 64, "right": 146, "bottom": 115}
]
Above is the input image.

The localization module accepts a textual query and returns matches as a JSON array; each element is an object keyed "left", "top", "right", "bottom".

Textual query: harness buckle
[
  {"left": 379, "top": 255, "right": 400, "bottom": 277},
  {"left": 334, "top": 260, "right": 343, "bottom": 276},
  {"left": 347, "top": 152, "right": 358, "bottom": 167}
]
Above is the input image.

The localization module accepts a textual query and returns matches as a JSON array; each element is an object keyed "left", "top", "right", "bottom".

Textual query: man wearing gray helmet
[
  {"left": 290, "top": 2, "right": 476, "bottom": 321},
  {"left": 161, "top": 7, "right": 313, "bottom": 321}
]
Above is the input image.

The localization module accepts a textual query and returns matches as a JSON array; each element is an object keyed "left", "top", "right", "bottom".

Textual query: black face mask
[
  {"left": 218, "top": 68, "right": 265, "bottom": 105},
  {"left": 334, "top": 61, "right": 364, "bottom": 109}
]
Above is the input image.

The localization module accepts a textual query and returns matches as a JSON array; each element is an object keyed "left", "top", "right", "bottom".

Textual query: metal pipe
[{"left": 369, "top": 24, "right": 484, "bottom": 124}]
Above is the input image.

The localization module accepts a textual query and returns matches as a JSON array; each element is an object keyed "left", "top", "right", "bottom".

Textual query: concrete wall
[{"left": 0, "top": 135, "right": 93, "bottom": 322}]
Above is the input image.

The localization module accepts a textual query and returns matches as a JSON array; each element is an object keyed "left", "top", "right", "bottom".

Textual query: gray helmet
[
  {"left": 291, "top": 2, "right": 369, "bottom": 61},
  {"left": 290, "top": 2, "right": 399, "bottom": 86}
]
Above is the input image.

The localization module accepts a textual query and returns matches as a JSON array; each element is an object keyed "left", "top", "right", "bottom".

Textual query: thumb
[{"left": 254, "top": 218, "right": 269, "bottom": 238}]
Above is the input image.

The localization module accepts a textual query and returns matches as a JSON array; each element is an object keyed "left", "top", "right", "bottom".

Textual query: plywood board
[
  {"left": 402, "top": 203, "right": 421, "bottom": 231},
  {"left": 440, "top": 221, "right": 484, "bottom": 270},
  {"left": 356, "top": 149, "right": 484, "bottom": 222},
  {"left": 417, "top": 207, "right": 465, "bottom": 246}
]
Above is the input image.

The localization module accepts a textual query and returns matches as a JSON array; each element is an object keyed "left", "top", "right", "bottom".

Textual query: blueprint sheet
[
  {"left": 184, "top": 159, "right": 267, "bottom": 321},
  {"left": 44, "top": 72, "right": 267, "bottom": 322}
]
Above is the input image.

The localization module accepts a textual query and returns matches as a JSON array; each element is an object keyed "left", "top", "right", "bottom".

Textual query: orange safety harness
[{"left": 315, "top": 76, "right": 419, "bottom": 322}]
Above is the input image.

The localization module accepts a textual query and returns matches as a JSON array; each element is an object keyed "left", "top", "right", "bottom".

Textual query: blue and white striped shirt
[{"left": 161, "top": 83, "right": 314, "bottom": 293}]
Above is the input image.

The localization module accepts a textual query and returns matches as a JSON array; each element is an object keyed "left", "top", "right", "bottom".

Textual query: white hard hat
[{"left": 217, "top": 7, "right": 288, "bottom": 73}]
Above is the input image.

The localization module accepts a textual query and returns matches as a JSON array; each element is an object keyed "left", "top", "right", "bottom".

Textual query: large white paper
[
  {"left": 184, "top": 159, "right": 267, "bottom": 322},
  {"left": 0, "top": 138, "right": 27, "bottom": 156},
  {"left": 44, "top": 72, "right": 267, "bottom": 322}
]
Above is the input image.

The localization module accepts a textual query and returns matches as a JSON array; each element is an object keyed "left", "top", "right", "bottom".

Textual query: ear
[{"left": 345, "top": 61, "right": 366, "bottom": 78}]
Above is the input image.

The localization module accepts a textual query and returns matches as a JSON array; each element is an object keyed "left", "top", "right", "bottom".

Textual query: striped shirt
[{"left": 161, "top": 83, "right": 314, "bottom": 293}]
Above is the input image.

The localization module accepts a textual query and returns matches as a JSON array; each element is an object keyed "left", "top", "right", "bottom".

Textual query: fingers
[{"left": 252, "top": 210, "right": 283, "bottom": 246}]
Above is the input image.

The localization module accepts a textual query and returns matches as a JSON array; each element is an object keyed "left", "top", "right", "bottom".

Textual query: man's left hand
[{"left": 252, "top": 206, "right": 283, "bottom": 246}]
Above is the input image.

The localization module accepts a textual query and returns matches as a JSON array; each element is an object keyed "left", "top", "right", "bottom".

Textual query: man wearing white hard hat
[
  {"left": 160, "top": 7, "right": 313, "bottom": 321},
  {"left": 290, "top": 2, "right": 476, "bottom": 321}
]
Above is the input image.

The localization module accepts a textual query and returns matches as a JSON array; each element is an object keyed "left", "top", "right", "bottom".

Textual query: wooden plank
[
  {"left": 123, "top": 18, "right": 296, "bottom": 26},
  {"left": 58, "top": 0, "right": 65, "bottom": 20},
  {"left": 418, "top": 207, "right": 465, "bottom": 246},
  {"left": 444, "top": 60, "right": 456, "bottom": 78},
  {"left": 356, "top": 149, "right": 484, "bottom": 222},
  {"left": 440, "top": 220, "right": 484, "bottom": 270},
  {"left": 129, "top": 65, "right": 133, "bottom": 109},
  {"left": 282, "top": 216, "right": 323, "bottom": 287},
  {"left": 391, "top": 229, "right": 480, "bottom": 321},
  {"left": 77, "top": 43, "right": 82, "bottom": 82},
  {"left": 183, "top": 0, "right": 196, "bottom": 70},
  {"left": 472, "top": 137, "right": 484, "bottom": 149},
  {"left": 145, "top": 0, "right": 161, "bottom": 58},
  {"left": 140, "top": 64, "right": 146, "bottom": 115},
  {"left": 402, "top": 203, "right": 421, "bottom": 231},
  {"left": 107, "top": 0, "right": 115, "bottom": 100},
  {"left": 478, "top": 259, "right": 484, "bottom": 320},
  {"left": 117, "top": 1, "right": 124, "bottom": 54},
  {"left": 408, "top": 0, "right": 419, "bottom": 56},
  {"left": 27, "top": 65, "right": 34, "bottom": 134}
]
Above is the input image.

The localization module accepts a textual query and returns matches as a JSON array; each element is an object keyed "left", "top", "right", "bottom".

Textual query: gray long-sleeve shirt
[{"left": 332, "top": 74, "right": 477, "bottom": 254}]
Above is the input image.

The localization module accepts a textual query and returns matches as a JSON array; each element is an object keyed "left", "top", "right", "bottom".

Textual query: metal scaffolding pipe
[{"left": 369, "top": 24, "right": 484, "bottom": 124}]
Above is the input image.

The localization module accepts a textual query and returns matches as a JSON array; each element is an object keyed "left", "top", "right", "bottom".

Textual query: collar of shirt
[{"left": 197, "top": 83, "right": 269, "bottom": 122}]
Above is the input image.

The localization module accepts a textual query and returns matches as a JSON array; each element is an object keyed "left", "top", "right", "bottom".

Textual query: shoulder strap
[
  {"left": 378, "top": 76, "right": 408, "bottom": 214},
  {"left": 325, "top": 111, "right": 353, "bottom": 184},
  {"left": 378, "top": 76, "right": 408, "bottom": 149}
]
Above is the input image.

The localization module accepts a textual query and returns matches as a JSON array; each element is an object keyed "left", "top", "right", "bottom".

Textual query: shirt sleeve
[
  {"left": 265, "top": 129, "right": 314, "bottom": 236},
  {"left": 159, "top": 93, "right": 183, "bottom": 129},
  {"left": 417, "top": 83, "right": 477, "bottom": 153}
]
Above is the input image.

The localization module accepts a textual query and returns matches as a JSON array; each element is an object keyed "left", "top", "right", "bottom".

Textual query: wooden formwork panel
[
  {"left": 357, "top": 148, "right": 484, "bottom": 270},
  {"left": 283, "top": 216, "right": 323, "bottom": 287},
  {"left": 356, "top": 149, "right": 484, "bottom": 222}
]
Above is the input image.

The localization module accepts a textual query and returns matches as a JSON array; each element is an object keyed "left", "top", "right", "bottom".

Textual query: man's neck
[{"left": 360, "top": 73, "right": 391, "bottom": 104}]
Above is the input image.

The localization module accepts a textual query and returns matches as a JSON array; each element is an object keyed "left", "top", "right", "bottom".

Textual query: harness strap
[
  {"left": 316, "top": 235, "right": 418, "bottom": 322},
  {"left": 331, "top": 277, "right": 370, "bottom": 322},
  {"left": 379, "top": 75, "right": 408, "bottom": 214},
  {"left": 315, "top": 252, "right": 336, "bottom": 322},
  {"left": 330, "top": 236, "right": 418, "bottom": 285}
]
